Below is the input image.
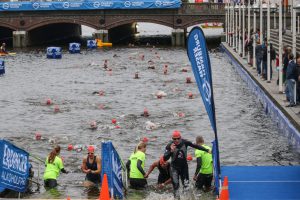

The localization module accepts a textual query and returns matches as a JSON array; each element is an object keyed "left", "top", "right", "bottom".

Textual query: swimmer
[{"left": 82, "top": 146, "right": 102, "bottom": 188}]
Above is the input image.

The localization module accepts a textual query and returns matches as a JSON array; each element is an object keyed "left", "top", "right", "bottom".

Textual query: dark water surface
[{"left": 0, "top": 47, "right": 299, "bottom": 199}]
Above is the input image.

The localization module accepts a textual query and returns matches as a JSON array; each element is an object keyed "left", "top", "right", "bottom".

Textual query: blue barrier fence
[
  {"left": 0, "top": 0, "right": 181, "bottom": 11},
  {"left": 221, "top": 43, "right": 300, "bottom": 150}
]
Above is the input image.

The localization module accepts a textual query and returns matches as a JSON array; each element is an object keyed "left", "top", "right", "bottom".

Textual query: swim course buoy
[
  {"left": 69, "top": 43, "right": 81, "bottom": 54},
  {"left": 96, "top": 39, "right": 112, "bottom": 47},
  {"left": 46, "top": 47, "right": 62, "bottom": 59},
  {"left": 0, "top": 59, "right": 5, "bottom": 75},
  {"left": 87, "top": 40, "right": 97, "bottom": 49}
]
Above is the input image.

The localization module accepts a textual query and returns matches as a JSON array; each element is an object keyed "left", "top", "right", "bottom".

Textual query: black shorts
[
  {"left": 44, "top": 179, "right": 57, "bottom": 189},
  {"left": 129, "top": 178, "right": 147, "bottom": 189},
  {"left": 195, "top": 173, "right": 213, "bottom": 190}
]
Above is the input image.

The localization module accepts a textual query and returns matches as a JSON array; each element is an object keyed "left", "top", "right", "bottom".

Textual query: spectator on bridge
[
  {"left": 0, "top": 43, "right": 7, "bottom": 54},
  {"left": 81, "top": 145, "right": 102, "bottom": 188}
]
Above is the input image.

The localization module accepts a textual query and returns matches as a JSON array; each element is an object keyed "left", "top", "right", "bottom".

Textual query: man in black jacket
[{"left": 162, "top": 130, "right": 210, "bottom": 199}]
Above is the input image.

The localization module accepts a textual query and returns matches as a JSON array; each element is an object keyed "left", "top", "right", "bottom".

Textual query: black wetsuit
[
  {"left": 157, "top": 162, "right": 171, "bottom": 184},
  {"left": 85, "top": 156, "right": 101, "bottom": 184},
  {"left": 163, "top": 139, "right": 209, "bottom": 198}
]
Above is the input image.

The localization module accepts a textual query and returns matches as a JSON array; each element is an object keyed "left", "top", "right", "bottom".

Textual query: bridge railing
[{"left": 180, "top": 2, "right": 225, "bottom": 14}]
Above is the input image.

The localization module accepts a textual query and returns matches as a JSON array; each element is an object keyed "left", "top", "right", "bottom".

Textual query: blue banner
[
  {"left": 187, "top": 26, "right": 221, "bottom": 195},
  {"left": 212, "top": 140, "right": 219, "bottom": 195},
  {"left": 0, "top": 0, "right": 181, "bottom": 11},
  {"left": 0, "top": 140, "right": 30, "bottom": 193},
  {"left": 187, "top": 26, "right": 217, "bottom": 133},
  {"left": 0, "top": 59, "right": 4, "bottom": 75},
  {"left": 101, "top": 141, "right": 123, "bottom": 199}
]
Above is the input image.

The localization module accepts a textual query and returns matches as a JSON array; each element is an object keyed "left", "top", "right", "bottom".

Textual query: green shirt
[
  {"left": 43, "top": 156, "right": 64, "bottom": 180},
  {"left": 195, "top": 144, "right": 213, "bottom": 175},
  {"left": 129, "top": 151, "right": 145, "bottom": 179}
]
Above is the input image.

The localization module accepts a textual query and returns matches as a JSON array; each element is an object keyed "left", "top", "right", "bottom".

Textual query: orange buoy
[{"left": 112, "top": 118, "right": 117, "bottom": 124}]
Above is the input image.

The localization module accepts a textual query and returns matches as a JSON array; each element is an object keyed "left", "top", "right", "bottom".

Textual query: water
[{"left": 1, "top": 44, "right": 300, "bottom": 199}]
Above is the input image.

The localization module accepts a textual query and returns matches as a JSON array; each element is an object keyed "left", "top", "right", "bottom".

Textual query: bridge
[{"left": 0, "top": 2, "right": 225, "bottom": 47}]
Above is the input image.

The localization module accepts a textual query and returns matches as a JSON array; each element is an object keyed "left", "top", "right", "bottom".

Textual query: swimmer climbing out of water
[
  {"left": 0, "top": 43, "right": 7, "bottom": 54},
  {"left": 126, "top": 142, "right": 147, "bottom": 189},
  {"left": 162, "top": 130, "right": 210, "bottom": 199},
  {"left": 43, "top": 145, "right": 68, "bottom": 189},
  {"left": 144, "top": 156, "right": 171, "bottom": 189},
  {"left": 81, "top": 146, "right": 102, "bottom": 188}
]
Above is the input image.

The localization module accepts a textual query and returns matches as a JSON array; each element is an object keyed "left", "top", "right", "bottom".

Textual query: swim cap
[
  {"left": 87, "top": 145, "right": 95, "bottom": 153},
  {"left": 172, "top": 130, "right": 181, "bottom": 138},
  {"left": 159, "top": 156, "right": 166, "bottom": 165}
]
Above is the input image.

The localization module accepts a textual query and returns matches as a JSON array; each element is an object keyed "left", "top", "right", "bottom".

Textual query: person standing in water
[
  {"left": 43, "top": 145, "right": 68, "bottom": 189},
  {"left": 193, "top": 136, "right": 213, "bottom": 192},
  {"left": 126, "top": 142, "right": 147, "bottom": 189},
  {"left": 162, "top": 130, "right": 210, "bottom": 199},
  {"left": 81, "top": 145, "right": 102, "bottom": 187}
]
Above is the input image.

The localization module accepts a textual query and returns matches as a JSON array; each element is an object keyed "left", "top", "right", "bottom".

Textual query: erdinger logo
[
  {"left": 2, "top": 3, "right": 9, "bottom": 10},
  {"left": 32, "top": 2, "right": 40, "bottom": 9},
  {"left": 155, "top": 0, "right": 162, "bottom": 7},
  {"left": 202, "top": 80, "right": 211, "bottom": 104},
  {"left": 93, "top": 1, "right": 100, "bottom": 8},
  {"left": 63, "top": 2, "right": 69, "bottom": 8},
  {"left": 124, "top": 1, "right": 131, "bottom": 7}
]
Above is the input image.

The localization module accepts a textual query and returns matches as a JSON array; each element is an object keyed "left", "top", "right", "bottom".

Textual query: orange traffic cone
[
  {"left": 99, "top": 173, "right": 110, "bottom": 200},
  {"left": 219, "top": 176, "right": 229, "bottom": 200},
  {"left": 66, "top": 197, "right": 71, "bottom": 200}
]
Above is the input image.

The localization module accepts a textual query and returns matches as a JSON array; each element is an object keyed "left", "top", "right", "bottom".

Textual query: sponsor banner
[
  {"left": 187, "top": 27, "right": 221, "bottom": 195},
  {"left": 0, "top": 0, "right": 181, "bottom": 11},
  {"left": 0, "top": 140, "right": 29, "bottom": 193},
  {"left": 101, "top": 141, "right": 123, "bottom": 199}
]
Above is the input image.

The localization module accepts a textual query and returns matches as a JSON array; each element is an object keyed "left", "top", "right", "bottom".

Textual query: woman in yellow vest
[
  {"left": 43, "top": 145, "right": 68, "bottom": 189},
  {"left": 126, "top": 142, "right": 147, "bottom": 189}
]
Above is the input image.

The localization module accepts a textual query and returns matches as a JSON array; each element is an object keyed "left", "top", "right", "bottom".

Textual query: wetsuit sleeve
[
  {"left": 186, "top": 140, "right": 209, "bottom": 152},
  {"left": 61, "top": 168, "right": 68, "bottom": 174},
  {"left": 137, "top": 160, "right": 146, "bottom": 176},
  {"left": 195, "top": 157, "right": 202, "bottom": 176},
  {"left": 163, "top": 143, "right": 172, "bottom": 161}
]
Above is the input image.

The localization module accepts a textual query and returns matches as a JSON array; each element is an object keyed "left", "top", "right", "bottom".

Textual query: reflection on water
[{"left": 0, "top": 46, "right": 299, "bottom": 199}]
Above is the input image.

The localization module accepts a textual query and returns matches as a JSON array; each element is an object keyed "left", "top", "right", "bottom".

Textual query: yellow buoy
[{"left": 96, "top": 39, "right": 112, "bottom": 47}]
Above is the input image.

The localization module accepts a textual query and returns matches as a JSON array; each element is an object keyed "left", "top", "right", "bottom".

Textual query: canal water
[{"left": 0, "top": 26, "right": 300, "bottom": 199}]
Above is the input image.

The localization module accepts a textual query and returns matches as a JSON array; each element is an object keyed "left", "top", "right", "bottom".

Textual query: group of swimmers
[
  {"left": 126, "top": 130, "right": 213, "bottom": 199},
  {"left": 42, "top": 130, "right": 213, "bottom": 199}
]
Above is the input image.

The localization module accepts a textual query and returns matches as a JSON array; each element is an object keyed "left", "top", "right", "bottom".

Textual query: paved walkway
[{"left": 221, "top": 42, "right": 300, "bottom": 132}]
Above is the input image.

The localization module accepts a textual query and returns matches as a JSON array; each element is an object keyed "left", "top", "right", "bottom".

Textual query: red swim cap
[
  {"left": 172, "top": 130, "right": 181, "bottom": 138},
  {"left": 87, "top": 145, "right": 95, "bottom": 153}
]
